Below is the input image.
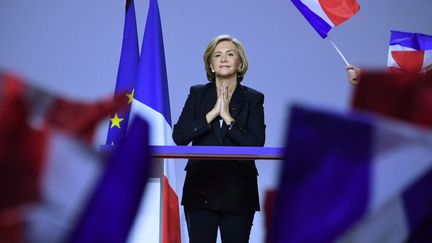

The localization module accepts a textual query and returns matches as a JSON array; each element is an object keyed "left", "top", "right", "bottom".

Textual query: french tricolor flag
[
  {"left": 127, "top": 0, "right": 182, "bottom": 242},
  {"left": 0, "top": 71, "right": 150, "bottom": 242},
  {"left": 267, "top": 104, "right": 432, "bottom": 242},
  {"left": 291, "top": 0, "right": 360, "bottom": 38},
  {"left": 388, "top": 30, "right": 432, "bottom": 74}
]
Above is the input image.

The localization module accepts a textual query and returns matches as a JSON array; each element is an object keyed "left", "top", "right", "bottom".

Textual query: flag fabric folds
[
  {"left": 0, "top": 71, "right": 127, "bottom": 210},
  {"left": 24, "top": 132, "right": 105, "bottom": 243},
  {"left": 0, "top": 71, "right": 135, "bottom": 242},
  {"left": 0, "top": 73, "right": 44, "bottom": 212},
  {"left": 128, "top": 0, "right": 181, "bottom": 242},
  {"left": 105, "top": 0, "right": 139, "bottom": 145},
  {"left": 352, "top": 71, "right": 432, "bottom": 127},
  {"left": 69, "top": 117, "right": 151, "bottom": 243},
  {"left": 291, "top": 0, "right": 360, "bottom": 38},
  {"left": 387, "top": 30, "right": 432, "bottom": 74},
  {"left": 267, "top": 104, "right": 432, "bottom": 243}
]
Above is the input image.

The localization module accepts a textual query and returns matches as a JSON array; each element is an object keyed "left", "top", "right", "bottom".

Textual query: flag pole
[{"left": 327, "top": 35, "right": 349, "bottom": 66}]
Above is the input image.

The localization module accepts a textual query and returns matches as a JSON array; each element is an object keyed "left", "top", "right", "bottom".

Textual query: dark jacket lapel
[
  {"left": 221, "top": 83, "right": 245, "bottom": 139},
  {"left": 229, "top": 83, "right": 245, "bottom": 119}
]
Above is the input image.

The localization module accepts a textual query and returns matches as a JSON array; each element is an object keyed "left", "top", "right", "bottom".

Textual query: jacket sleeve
[
  {"left": 227, "top": 92, "right": 266, "bottom": 147},
  {"left": 172, "top": 86, "right": 210, "bottom": 145}
]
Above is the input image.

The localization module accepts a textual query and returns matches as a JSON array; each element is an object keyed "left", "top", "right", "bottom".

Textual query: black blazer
[{"left": 172, "top": 82, "right": 265, "bottom": 211}]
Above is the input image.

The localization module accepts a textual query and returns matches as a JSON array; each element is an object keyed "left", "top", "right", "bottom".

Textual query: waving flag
[
  {"left": 387, "top": 30, "right": 432, "bottom": 73},
  {"left": 291, "top": 0, "right": 360, "bottom": 38},
  {"left": 128, "top": 0, "right": 181, "bottom": 242},
  {"left": 105, "top": 0, "right": 139, "bottom": 145},
  {"left": 267, "top": 105, "right": 432, "bottom": 243},
  {"left": 0, "top": 71, "right": 131, "bottom": 242}
]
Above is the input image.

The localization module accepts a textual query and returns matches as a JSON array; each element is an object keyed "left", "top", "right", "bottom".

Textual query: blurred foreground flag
[
  {"left": 387, "top": 30, "right": 432, "bottom": 74},
  {"left": 0, "top": 71, "right": 151, "bottom": 243},
  {"left": 291, "top": 0, "right": 360, "bottom": 38},
  {"left": 267, "top": 105, "right": 432, "bottom": 243},
  {"left": 69, "top": 118, "right": 150, "bottom": 243},
  {"left": 352, "top": 71, "right": 432, "bottom": 127},
  {"left": 0, "top": 71, "right": 126, "bottom": 211}
]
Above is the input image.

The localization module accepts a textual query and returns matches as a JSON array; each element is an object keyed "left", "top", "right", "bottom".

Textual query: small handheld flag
[
  {"left": 291, "top": 0, "right": 360, "bottom": 39},
  {"left": 387, "top": 30, "right": 432, "bottom": 73},
  {"left": 290, "top": 0, "right": 360, "bottom": 66}
]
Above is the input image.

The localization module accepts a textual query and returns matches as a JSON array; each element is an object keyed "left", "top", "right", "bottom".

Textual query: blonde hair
[{"left": 203, "top": 35, "right": 249, "bottom": 82}]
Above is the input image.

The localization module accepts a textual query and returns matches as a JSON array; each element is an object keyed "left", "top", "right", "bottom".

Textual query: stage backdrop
[{"left": 1, "top": 0, "right": 432, "bottom": 242}]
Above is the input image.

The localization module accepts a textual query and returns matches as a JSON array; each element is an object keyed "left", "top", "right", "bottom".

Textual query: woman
[{"left": 172, "top": 35, "right": 266, "bottom": 243}]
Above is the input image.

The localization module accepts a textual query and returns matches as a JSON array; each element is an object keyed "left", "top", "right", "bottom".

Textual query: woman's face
[{"left": 210, "top": 40, "right": 242, "bottom": 80}]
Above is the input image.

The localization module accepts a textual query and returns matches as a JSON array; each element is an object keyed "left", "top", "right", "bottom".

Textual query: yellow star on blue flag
[
  {"left": 110, "top": 113, "right": 124, "bottom": 129},
  {"left": 126, "top": 89, "right": 135, "bottom": 104}
]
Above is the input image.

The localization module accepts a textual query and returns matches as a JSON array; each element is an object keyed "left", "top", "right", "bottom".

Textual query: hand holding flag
[{"left": 345, "top": 64, "right": 361, "bottom": 85}]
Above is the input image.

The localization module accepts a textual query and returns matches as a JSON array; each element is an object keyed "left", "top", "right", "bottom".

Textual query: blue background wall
[{"left": 1, "top": 0, "right": 432, "bottom": 242}]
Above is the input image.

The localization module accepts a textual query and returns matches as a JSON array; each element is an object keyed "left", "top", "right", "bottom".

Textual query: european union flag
[{"left": 105, "top": 0, "right": 139, "bottom": 145}]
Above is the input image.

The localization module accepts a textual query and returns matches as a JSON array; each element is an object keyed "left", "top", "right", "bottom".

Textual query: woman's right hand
[{"left": 206, "top": 94, "right": 222, "bottom": 124}]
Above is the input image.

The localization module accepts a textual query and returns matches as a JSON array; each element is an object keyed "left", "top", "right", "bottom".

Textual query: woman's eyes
[{"left": 213, "top": 53, "right": 236, "bottom": 58}]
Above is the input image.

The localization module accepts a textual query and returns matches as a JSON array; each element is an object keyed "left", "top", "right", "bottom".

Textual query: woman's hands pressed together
[{"left": 206, "top": 81, "right": 234, "bottom": 125}]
